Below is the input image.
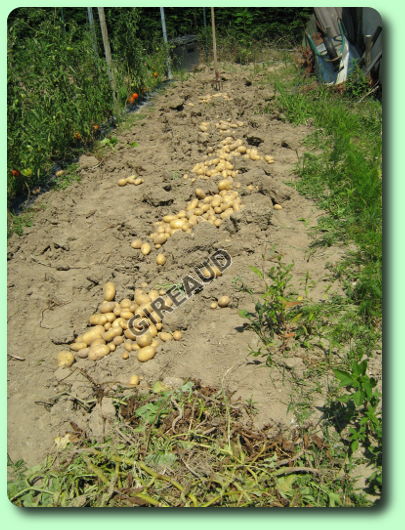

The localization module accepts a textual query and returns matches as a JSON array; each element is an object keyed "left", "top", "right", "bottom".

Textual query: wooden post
[
  {"left": 97, "top": 7, "right": 118, "bottom": 110},
  {"left": 160, "top": 7, "right": 172, "bottom": 80},
  {"left": 211, "top": 7, "right": 218, "bottom": 74},
  {"left": 364, "top": 34, "right": 373, "bottom": 72},
  {"left": 87, "top": 7, "right": 98, "bottom": 56}
]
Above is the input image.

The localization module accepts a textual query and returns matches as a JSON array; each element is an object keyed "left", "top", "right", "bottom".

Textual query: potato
[
  {"left": 103, "top": 327, "right": 122, "bottom": 342},
  {"left": 210, "top": 302, "right": 218, "bottom": 309},
  {"left": 137, "top": 332, "right": 153, "bottom": 348},
  {"left": 124, "top": 328, "right": 137, "bottom": 340},
  {"left": 57, "top": 350, "right": 75, "bottom": 368},
  {"left": 137, "top": 345, "right": 157, "bottom": 362},
  {"left": 81, "top": 325, "right": 105, "bottom": 345},
  {"left": 195, "top": 188, "right": 206, "bottom": 199},
  {"left": 163, "top": 214, "right": 176, "bottom": 223},
  {"left": 75, "top": 348, "right": 89, "bottom": 359},
  {"left": 103, "top": 282, "right": 116, "bottom": 302},
  {"left": 118, "top": 178, "right": 128, "bottom": 186},
  {"left": 141, "top": 242, "right": 151, "bottom": 256},
  {"left": 273, "top": 203, "right": 283, "bottom": 210},
  {"left": 88, "top": 344, "right": 110, "bottom": 360},
  {"left": 108, "top": 343, "right": 116, "bottom": 352},
  {"left": 104, "top": 312, "right": 116, "bottom": 323},
  {"left": 124, "top": 341, "right": 133, "bottom": 352},
  {"left": 70, "top": 342, "right": 87, "bottom": 352},
  {"left": 131, "top": 239, "right": 143, "bottom": 249},
  {"left": 264, "top": 155, "right": 274, "bottom": 164},
  {"left": 159, "top": 331, "right": 173, "bottom": 342},
  {"left": 218, "top": 296, "right": 231, "bottom": 308},
  {"left": 156, "top": 254, "right": 166, "bottom": 266},
  {"left": 218, "top": 179, "right": 232, "bottom": 191},
  {"left": 135, "top": 292, "right": 151, "bottom": 306},
  {"left": 170, "top": 219, "right": 185, "bottom": 230},
  {"left": 128, "top": 374, "right": 140, "bottom": 386},
  {"left": 113, "top": 335, "right": 124, "bottom": 346},
  {"left": 104, "top": 322, "right": 112, "bottom": 331},
  {"left": 120, "top": 310, "right": 134, "bottom": 320},
  {"left": 172, "top": 330, "right": 183, "bottom": 341},
  {"left": 99, "top": 301, "right": 116, "bottom": 314},
  {"left": 89, "top": 314, "right": 107, "bottom": 326},
  {"left": 120, "top": 298, "right": 131, "bottom": 308},
  {"left": 154, "top": 233, "right": 168, "bottom": 245},
  {"left": 122, "top": 351, "right": 130, "bottom": 360},
  {"left": 91, "top": 337, "right": 106, "bottom": 346}
]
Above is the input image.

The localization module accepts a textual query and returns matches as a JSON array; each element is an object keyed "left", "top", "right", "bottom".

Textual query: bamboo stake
[{"left": 97, "top": 7, "right": 118, "bottom": 110}]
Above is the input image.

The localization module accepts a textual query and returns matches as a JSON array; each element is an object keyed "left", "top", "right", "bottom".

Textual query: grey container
[{"left": 170, "top": 35, "right": 200, "bottom": 71}]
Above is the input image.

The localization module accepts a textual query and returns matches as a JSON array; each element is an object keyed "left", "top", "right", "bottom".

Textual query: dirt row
[{"left": 7, "top": 63, "right": 345, "bottom": 466}]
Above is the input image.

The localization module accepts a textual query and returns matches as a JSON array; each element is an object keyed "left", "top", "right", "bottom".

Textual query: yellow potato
[
  {"left": 131, "top": 239, "right": 143, "bottom": 249},
  {"left": 122, "top": 351, "right": 130, "bottom": 360},
  {"left": 156, "top": 254, "right": 166, "bottom": 266},
  {"left": 108, "top": 343, "right": 116, "bottom": 352},
  {"left": 99, "top": 301, "right": 116, "bottom": 314},
  {"left": 81, "top": 325, "right": 105, "bottom": 346},
  {"left": 120, "top": 310, "right": 134, "bottom": 320},
  {"left": 103, "top": 282, "right": 116, "bottom": 302},
  {"left": 91, "top": 337, "right": 106, "bottom": 346},
  {"left": 70, "top": 342, "right": 87, "bottom": 352},
  {"left": 218, "top": 295, "right": 231, "bottom": 308},
  {"left": 118, "top": 178, "right": 128, "bottom": 186},
  {"left": 124, "top": 341, "right": 133, "bottom": 352},
  {"left": 113, "top": 335, "right": 124, "bottom": 346},
  {"left": 195, "top": 188, "right": 206, "bottom": 199},
  {"left": 88, "top": 344, "right": 110, "bottom": 361},
  {"left": 124, "top": 328, "right": 137, "bottom": 340},
  {"left": 137, "top": 345, "right": 157, "bottom": 362},
  {"left": 172, "top": 330, "right": 183, "bottom": 341},
  {"left": 141, "top": 242, "right": 151, "bottom": 256},
  {"left": 103, "top": 327, "right": 122, "bottom": 342},
  {"left": 75, "top": 348, "right": 89, "bottom": 359},
  {"left": 89, "top": 314, "right": 107, "bottom": 326},
  {"left": 120, "top": 298, "right": 131, "bottom": 308},
  {"left": 128, "top": 374, "right": 140, "bottom": 386},
  {"left": 218, "top": 179, "right": 232, "bottom": 191},
  {"left": 159, "top": 331, "right": 173, "bottom": 342},
  {"left": 137, "top": 332, "right": 153, "bottom": 348},
  {"left": 210, "top": 302, "right": 218, "bottom": 309},
  {"left": 57, "top": 350, "right": 75, "bottom": 368},
  {"left": 273, "top": 204, "right": 283, "bottom": 210},
  {"left": 104, "top": 322, "right": 112, "bottom": 331}
]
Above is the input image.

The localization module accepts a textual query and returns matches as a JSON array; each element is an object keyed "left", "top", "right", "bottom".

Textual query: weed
[{"left": 7, "top": 381, "right": 367, "bottom": 507}]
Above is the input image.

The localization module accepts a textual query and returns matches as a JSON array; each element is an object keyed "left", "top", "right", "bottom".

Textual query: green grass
[
  {"left": 7, "top": 380, "right": 367, "bottom": 507},
  {"left": 265, "top": 68, "right": 382, "bottom": 323}
]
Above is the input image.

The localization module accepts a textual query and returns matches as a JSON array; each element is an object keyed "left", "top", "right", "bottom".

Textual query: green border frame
[{"left": 3, "top": 0, "right": 401, "bottom": 525}]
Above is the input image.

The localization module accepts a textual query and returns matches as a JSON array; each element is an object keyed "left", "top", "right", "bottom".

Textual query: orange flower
[
  {"left": 73, "top": 131, "right": 81, "bottom": 140},
  {"left": 132, "top": 92, "right": 139, "bottom": 100},
  {"left": 92, "top": 124, "right": 100, "bottom": 131}
]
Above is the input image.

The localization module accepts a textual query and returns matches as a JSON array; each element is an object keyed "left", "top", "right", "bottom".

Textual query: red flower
[{"left": 11, "top": 169, "right": 20, "bottom": 177}]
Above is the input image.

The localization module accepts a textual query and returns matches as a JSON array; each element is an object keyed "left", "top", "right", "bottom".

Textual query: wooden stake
[
  {"left": 211, "top": 7, "right": 218, "bottom": 74},
  {"left": 97, "top": 7, "right": 117, "bottom": 110}
]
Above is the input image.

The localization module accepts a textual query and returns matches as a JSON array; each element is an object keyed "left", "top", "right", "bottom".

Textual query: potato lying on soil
[
  {"left": 137, "top": 345, "right": 157, "bottom": 362},
  {"left": 218, "top": 296, "right": 231, "bottom": 308},
  {"left": 103, "top": 282, "right": 116, "bottom": 302},
  {"left": 57, "top": 350, "right": 75, "bottom": 368}
]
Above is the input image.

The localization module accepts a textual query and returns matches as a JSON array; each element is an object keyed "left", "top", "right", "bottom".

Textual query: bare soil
[{"left": 7, "top": 63, "right": 346, "bottom": 465}]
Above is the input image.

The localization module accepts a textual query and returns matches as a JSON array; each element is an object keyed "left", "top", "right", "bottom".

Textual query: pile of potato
[
  {"left": 56, "top": 281, "right": 183, "bottom": 369},
  {"left": 117, "top": 176, "right": 144, "bottom": 187},
  {"left": 134, "top": 181, "right": 242, "bottom": 253},
  {"left": 199, "top": 92, "right": 232, "bottom": 103}
]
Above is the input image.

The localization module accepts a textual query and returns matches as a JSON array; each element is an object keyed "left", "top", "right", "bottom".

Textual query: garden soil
[{"left": 7, "top": 63, "right": 347, "bottom": 466}]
